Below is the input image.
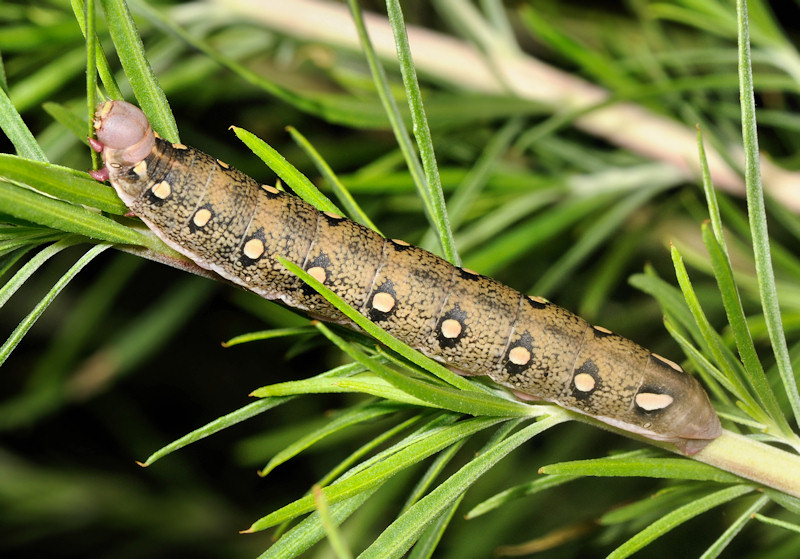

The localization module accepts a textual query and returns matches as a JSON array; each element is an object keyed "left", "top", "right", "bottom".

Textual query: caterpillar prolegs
[{"left": 90, "top": 100, "right": 722, "bottom": 455}]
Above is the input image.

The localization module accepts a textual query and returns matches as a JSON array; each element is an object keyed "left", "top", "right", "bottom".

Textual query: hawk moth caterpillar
[{"left": 90, "top": 100, "right": 722, "bottom": 455}]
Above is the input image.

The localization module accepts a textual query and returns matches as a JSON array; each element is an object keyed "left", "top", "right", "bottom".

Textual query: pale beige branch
[{"left": 209, "top": 0, "right": 800, "bottom": 212}]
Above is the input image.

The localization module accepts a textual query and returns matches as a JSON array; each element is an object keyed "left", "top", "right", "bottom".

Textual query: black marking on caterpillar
[
  {"left": 571, "top": 360, "right": 600, "bottom": 399},
  {"left": 436, "top": 304, "right": 469, "bottom": 349},
  {"left": 367, "top": 279, "right": 398, "bottom": 322},
  {"left": 90, "top": 100, "right": 722, "bottom": 455},
  {"left": 591, "top": 326, "right": 614, "bottom": 338},
  {"left": 458, "top": 267, "right": 481, "bottom": 281},
  {"left": 389, "top": 238, "right": 413, "bottom": 251},
  {"left": 322, "top": 211, "right": 346, "bottom": 225},
  {"left": 240, "top": 229, "right": 267, "bottom": 266},
  {"left": 260, "top": 184, "right": 281, "bottom": 199},
  {"left": 302, "top": 254, "right": 332, "bottom": 294},
  {"left": 189, "top": 204, "right": 214, "bottom": 233},
  {"left": 504, "top": 331, "right": 535, "bottom": 377},
  {"left": 526, "top": 296, "right": 548, "bottom": 310}
]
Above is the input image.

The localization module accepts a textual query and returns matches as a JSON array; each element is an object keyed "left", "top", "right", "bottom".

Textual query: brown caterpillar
[{"left": 90, "top": 100, "right": 721, "bottom": 455}]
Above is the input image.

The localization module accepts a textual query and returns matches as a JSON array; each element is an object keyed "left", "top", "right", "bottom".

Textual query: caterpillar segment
[{"left": 91, "top": 100, "right": 722, "bottom": 455}]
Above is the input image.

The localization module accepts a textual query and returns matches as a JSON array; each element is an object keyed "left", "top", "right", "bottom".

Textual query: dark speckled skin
[{"left": 93, "top": 100, "right": 722, "bottom": 454}]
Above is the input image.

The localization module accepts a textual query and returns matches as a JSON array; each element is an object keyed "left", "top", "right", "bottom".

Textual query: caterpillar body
[{"left": 91, "top": 100, "right": 721, "bottom": 455}]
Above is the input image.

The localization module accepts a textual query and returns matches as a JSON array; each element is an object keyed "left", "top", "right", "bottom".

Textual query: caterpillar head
[{"left": 91, "top": 100, "right": 156, "bottom": 203}]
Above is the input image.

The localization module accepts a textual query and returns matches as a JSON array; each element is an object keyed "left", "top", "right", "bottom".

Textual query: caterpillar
[{"left": 90, "top": 100, "right": 721, "bottom": 455}]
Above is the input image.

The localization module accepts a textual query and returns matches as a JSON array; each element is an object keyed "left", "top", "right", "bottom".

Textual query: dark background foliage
[{"left": 2, "top": 1, "right": 799, "bottom": 557}]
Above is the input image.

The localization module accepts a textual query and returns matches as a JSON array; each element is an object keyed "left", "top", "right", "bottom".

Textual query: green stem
[{"left": 693, "top": 429, "right": 800, "bottom": 499}]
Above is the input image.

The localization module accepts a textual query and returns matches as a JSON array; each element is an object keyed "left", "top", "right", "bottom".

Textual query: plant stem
[{"left": 694, "top": 430, "right": 800, "bottom": 499}]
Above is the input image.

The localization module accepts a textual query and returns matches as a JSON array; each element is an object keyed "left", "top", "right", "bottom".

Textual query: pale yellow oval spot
[
  {"left": 324, "top": 211, "right": 343, "bottom": 220},
  {"left": 593, "top": 325, "right": 612, "bottom": 334},
  {"left": 151, "top": 180, "right": 171, "bottom": 199},
  {"left": 529, "top": 295, "right": 548, "bottom": 305},
  {"left": 133, "top": 160, "right": 148, "bottom": 177},
  {"left": 635, "top": 392, "right": 674, "bottom": 411},
  {"left": 261, "top": 184, "right": 280, "bottom": 195},
  {"left": 440, "top": 318, "right": 462, "bottom": 339},
  {"left": 392, "top": 238, "right": 410, "bottom": 246},
  {"left": 372, "top": 292, "right": 396, "bottom": 313},
  {"left": 573, "top": 372, "right": 596, "bottom": 392},
  {"left": 308, "top": 266, "right": 327, "bottom": 283},
  {"left": 461, "top": 268, "right": 479, "bottom": 275},
  {"left": 508, "top": 346, "right": 531, "bottom": 366},
  {"left": 243, "top": 238, "right": 265, "bottom": 260},
  {"left": 172, "top": 143, "right": 188, "bottom": 150},
  {"left": 216, "top": 159, "right": 230, "bottom": 169},
  {"left": 192, "top": 208, "right": 212, "bottom": 228},
  {"left": 652, "top": 353, "right": 682, "bottom": 372}
]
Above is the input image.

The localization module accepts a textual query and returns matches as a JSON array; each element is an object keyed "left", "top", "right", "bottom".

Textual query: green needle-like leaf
[
  {"left": 0, "top": 87, "right": 47, "bottom": 162},
  {"left": 314, "top": 322, "right": 532, "bottom": 417},
  {"left": 357, "top": 414, "right": 568, "bottom": 558},
  {"left": 607, "top": 485, "right": 753, "bottom": 559},
  {"left": 701, "top": 223, "right": 787, "bottom": 430},
  {"left": 99, "top": 0, "right": 177, "bottom": 142},
  {"left": 0, "top": 181, "right": 146, "bottom": 247},
  {"left": 541, "top": 456, "right": 741, "bottom": 484},
  {"left": 231, "top": 126, "right": 341, "bottom": 215},
  {"left": 276, "top": 256, "right": 480, "bottom": 393},
  {"left": 287, "top": 126, "right": 379, "bottom": 232},
  {"left": 245, "top": 416, "right": 504, "bottom": 532},
  {"left": 736, "top": 0, "right": 800, "bottom": 430},
  {"left": 346, "top": 0, "right": 458, "bottom": 263},
  {"left": 0, "top": 243, "right": 109, "bottom": 367}
]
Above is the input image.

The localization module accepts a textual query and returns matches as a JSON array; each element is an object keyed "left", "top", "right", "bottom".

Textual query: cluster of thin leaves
[{"left": 1, "top": 0, "right": 800, "bottom": 558}]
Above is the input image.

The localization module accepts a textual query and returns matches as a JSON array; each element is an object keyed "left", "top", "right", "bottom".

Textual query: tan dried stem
[{"left": 211, "top": 0, "right": 800, "bottom": 212}]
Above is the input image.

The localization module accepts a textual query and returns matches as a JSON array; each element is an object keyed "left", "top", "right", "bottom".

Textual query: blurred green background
[{"left": 2, "top": 0, "right": 800, "bottom": 557}]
